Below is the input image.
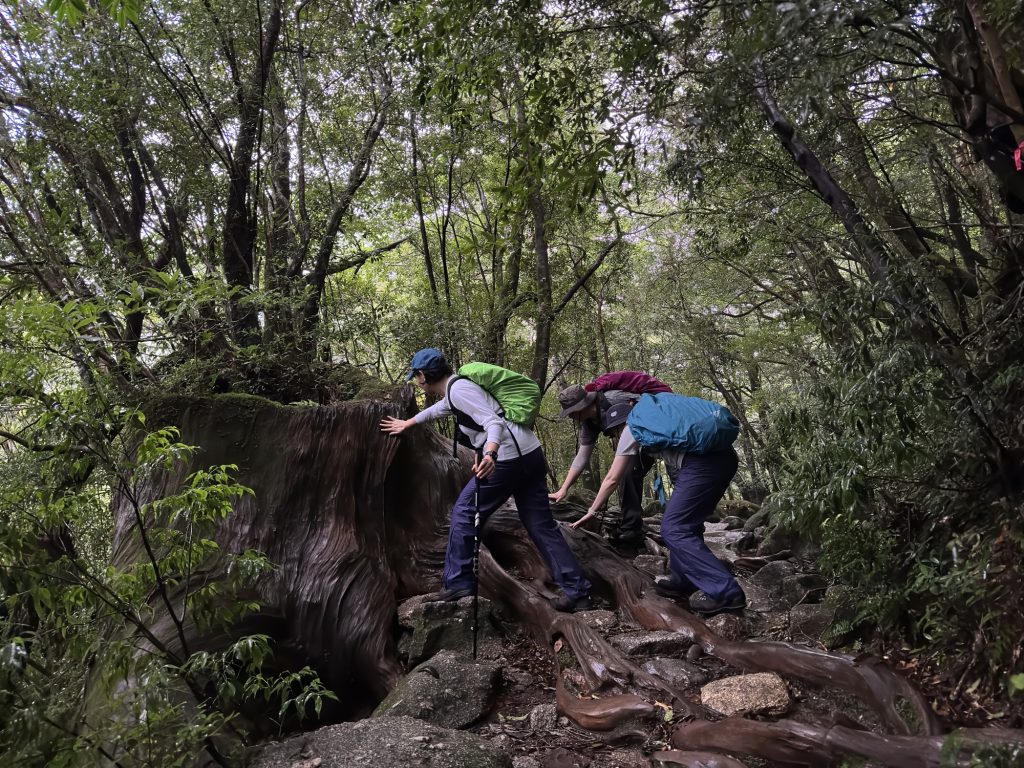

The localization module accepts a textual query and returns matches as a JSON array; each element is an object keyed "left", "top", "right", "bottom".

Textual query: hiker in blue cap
[
  {"left": 569, "top": 403, "right": 745, "bottom": 617},
  {"left": 380, "top": 348, "right": 592, "bottom": 613}
]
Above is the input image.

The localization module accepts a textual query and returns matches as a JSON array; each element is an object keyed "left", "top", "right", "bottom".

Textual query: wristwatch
[{"left": 484, "top": 449, "right": 498, "bottom": 461}]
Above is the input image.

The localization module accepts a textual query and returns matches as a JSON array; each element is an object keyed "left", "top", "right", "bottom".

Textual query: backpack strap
[
  {"left": 446, "top": 376, "right": 482, "bottom": 458},
  {"left": 445, "top": 376, "right": 524, "bottom": 460}
]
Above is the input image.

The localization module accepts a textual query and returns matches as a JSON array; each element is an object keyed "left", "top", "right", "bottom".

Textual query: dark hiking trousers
[
  {"left": 616, "top": 451, "right": 655, "bottom": 536},
  {"left": 662, "top": 448, "right": 742, "bottom": 602},
  {"left": 443, "top": 447, "right": 591, "bottom": 600}
]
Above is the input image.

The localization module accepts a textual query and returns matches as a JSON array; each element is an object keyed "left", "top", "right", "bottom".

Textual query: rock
[
  {"left": 372, "top": 650, "right": 500, "bottom": 729},
  {"left": 733, "top": 577, "right": 778, "bottom": 613},
  {"left": 609, "top": 630, "right": 691, "bottom": 656},
  {"left": 512, "top": 758, "right": 542, "bottom": 768},
  {"left": 396, "top": 594, "right": 431, "bottom": 627},
  {"left": 700, "top": 672, "right": 791, "bottom": 717},
  {"left": 700, "top": 523, "right": 747, "bottom": 564},
  {"left": 540, "top": 748, "right": 590, "bottom": 767},
  {"left": 718, "top": 498, "right": 761, "bottom": 519},
  {"left": 642, "top": 657, "right": 709, "bottom": 689},
  {"left": 789, "top": 603, "right": 835, "bottom": 644},
  {"left": 781, "top": 573, "right": 828, "bottom": 607},
  {"left": 528, "top": 703, "right": 557, "bottom": 732},
  {"left": 704, "top": 613, "right": 745, "bottom": 641},
  {"left": 727, "top": 531, "right": 759, "bottom": 553},
  {"left": 685, "top": 645, "right": 703, "bottom": 662},
  {"left": 578, "top": 609, "right": 617, "bottom": 631},
  {"left": 598, "top": 751, "right": 648, "bottom": 767},
  {"left": 250, "top": 716, "right": 511, "bottom": 768},
  {"left": 633, "top": 554, "right": 667, "bottom": 577},
  {"left": 398, "top": 595, "right": 502, "bottom": 665},
  {"left": 756, "top": 523, "right": 800, "bottom": 557},
  {"left": 742, "top": 508, "right": 770, "bottom": 533},
  {"left": 748, "top": 560, "right": 797, "bottom": 596},
  {"left": 503, "top": 668, "right": 535, "bottom": 688},
  {"left": 651, "top": 749, "right": 749, "bottom": 767}
]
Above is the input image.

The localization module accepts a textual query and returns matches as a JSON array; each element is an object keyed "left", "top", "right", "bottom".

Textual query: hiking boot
[
  {"left": 551, "top": 594, "right": 592, "bottom": 613},
  {"left": 688, "top": 589, "right": 746, "bottom": 617},
  {"left": 608, "top": 529, "right": 644, "bottom": 549},
  {"left": 434, "top": 586, "right": 473, "bottom": 602},
  {"left": 652, "top": 576, "right": 697, "bottom": 601}
]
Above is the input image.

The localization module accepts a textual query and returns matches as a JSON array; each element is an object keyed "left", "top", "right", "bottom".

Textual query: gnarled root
[
  {"left": 561, "top": 524, "right": 940, "bottom": 737},
  {"left": 671, "top": 717, "right": 1024, "bottom": 767}
]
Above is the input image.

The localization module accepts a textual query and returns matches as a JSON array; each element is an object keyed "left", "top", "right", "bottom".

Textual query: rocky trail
[{"left": 251, "top": 499, "right": 1022, "bottom": 768}]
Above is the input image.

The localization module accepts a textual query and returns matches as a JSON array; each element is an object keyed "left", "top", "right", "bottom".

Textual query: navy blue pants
[
  {"left": 443, "top": 447, "right": 591, "bottom": 600},
  {"left": 662, "top": 449, "right": 742, "bottom": 601}
]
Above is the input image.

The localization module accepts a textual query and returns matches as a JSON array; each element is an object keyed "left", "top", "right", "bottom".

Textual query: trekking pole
[{"left": 471, "top": 475, "right": 481, "bottom": 661}]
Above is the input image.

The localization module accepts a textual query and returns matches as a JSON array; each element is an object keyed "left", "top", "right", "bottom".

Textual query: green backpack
[{"left": 452, "top": 362, "right": 542, "bottom": 427}]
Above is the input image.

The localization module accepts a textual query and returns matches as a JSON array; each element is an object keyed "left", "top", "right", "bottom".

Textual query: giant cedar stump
[{"left": 111, "top": 392, "right": 466, "bottom": 721}]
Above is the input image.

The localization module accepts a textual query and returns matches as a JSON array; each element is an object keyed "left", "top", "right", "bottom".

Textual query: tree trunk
[
  {"left": 222, "top": 0, "right": 282, "bottom": 346},
  {"left": 409, "top": 113, "right": 439, "bottom": 302},
  {"left": 110, "top": 392, "right": 467, "bottom": 722}
]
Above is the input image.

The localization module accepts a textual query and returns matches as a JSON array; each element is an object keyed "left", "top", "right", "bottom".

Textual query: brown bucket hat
[{"left": 557, "top": 384, "right": 597, "bottom": 418}]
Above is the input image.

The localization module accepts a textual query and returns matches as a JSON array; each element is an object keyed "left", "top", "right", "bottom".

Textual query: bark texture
[{"left": 111, "top": 391, "right": 466, "bottom": 720}]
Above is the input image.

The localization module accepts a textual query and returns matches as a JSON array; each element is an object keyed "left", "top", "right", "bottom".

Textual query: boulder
[
  {"left": 609, "top": 630, "right": 692, "bottom": 657},
  {"left": 529, "top": 703, "right": 558, "bottom": 732},
  {"left": 748, "top": 560, "right": 797, "bottom": 596},
  {"left": 251, "top": 715, "right": 511, "bottom": 768},
  {"left": 373, "top": 650, "right": 501, "bottom": 729},
  {"left": 642, "top": 657, "right": 709, "bottom": 689},
  {"left": 742, "top": 508, "right": 770, "bottom": 533},
  {"left": 700, "top": 672, "right": 791, "bottom": 717},
  {"left": 398, "top": 595, "right": 502, "bottom": 665},
  {"left": 789, "top": 603, "right": 835, "bottom": 644},
  {"left": 633, "top": 554, "right": 668, "bottom": 577},
  {"left": 781, "top": 573, "right": 828, "bottom": 606}
]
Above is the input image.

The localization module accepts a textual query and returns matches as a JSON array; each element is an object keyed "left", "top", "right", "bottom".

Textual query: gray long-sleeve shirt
[{"left": 414, "top": 377, "right": 541, "bottom": 460}]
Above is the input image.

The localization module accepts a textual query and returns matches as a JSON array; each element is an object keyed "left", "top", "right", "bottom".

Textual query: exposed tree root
[
  {"left": 477, "top": 511, "right": 1024, "bottom": 764},
  {"left": 560, "top": 524, "right": 941, "bottom": 737},
  {"left": 477, "top": 546, "right": 702, "bottom": 730},
  {"left": 671, "top": 717, "right": 1024, "bottom": 767}
]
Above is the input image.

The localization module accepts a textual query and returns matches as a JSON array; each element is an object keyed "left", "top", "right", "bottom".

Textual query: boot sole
[{"left": 691, "top": 603, "right": 746, "bottom": 617}]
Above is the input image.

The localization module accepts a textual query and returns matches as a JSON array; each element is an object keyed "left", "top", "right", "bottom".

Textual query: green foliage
[
  {"left": 941, "top": 731, "right": 1024, "bottom": 768},
  {"left": 3, "top": 0, "right": 1024, "bottom": 743},
  {"left": 0, "top": 423, "right": 333, "bottom": 766},
  {"left": 46, "top": 0, "right": 141, "bottom": 25}
]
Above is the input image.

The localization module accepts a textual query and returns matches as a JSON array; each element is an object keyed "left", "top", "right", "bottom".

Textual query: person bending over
[
  {"left": 550, "top": 384, "right": 653, "bottom": 548},
  {"left": 570, "top": 407, "right": 744, "bottom": 617}
]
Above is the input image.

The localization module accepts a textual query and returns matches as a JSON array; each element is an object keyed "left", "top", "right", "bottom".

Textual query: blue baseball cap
[{"left": 406, "top": 347, "right": 446, "bottom": 380}]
